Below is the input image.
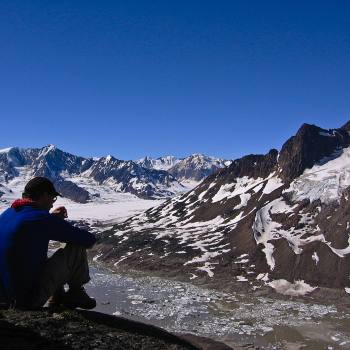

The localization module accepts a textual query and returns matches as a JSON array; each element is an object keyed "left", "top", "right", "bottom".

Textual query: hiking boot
[
  {"left": 47, "top": 286, "right": 66, "bottom": 310},
  {"left": 63, "top": 287, "right": 96, "bottom": 310}
]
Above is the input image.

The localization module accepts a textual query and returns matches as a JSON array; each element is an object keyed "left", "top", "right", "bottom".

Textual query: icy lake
[{"left": 86, "top": 265, "right": 350, "bottom": 350}]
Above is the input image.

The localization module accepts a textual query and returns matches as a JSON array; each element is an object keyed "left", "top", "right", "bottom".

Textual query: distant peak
[
  {"left": 37, "top": 144, "right": 60, "bottom": 158},
  {"left": 0, "top": 147, "right": 13, "bottom": 154},
  {"left": 189, "top": 153, "right": 205, "bottom": 158},
  {"left": 103, "top": 154, "right": 117, "bottom": 163}
]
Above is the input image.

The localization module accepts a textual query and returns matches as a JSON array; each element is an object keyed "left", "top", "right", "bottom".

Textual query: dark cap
[{"left": 23, "top": 177, "right": 62, "bottom": 199}]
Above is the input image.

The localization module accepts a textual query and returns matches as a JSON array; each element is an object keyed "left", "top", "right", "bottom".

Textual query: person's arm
[{"left": 41, "top": 214, "right": 96, "bottom": 248}]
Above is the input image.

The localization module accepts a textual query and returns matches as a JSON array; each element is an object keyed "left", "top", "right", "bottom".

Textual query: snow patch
[
  {"left": 268, "top": 279, "right": 317, "bottom": 296},
  {"left": 233, "top": 193, "right": 251, "bottom": 210},
  {"left": 93, "top": 253, "right": 103, "bottom": 262},
  {"left": 312, "top": 252, "right": 319, "bottom": 265},
  {"left": 263, "top": 177, "right": 284, "bottom": 195},
  {"left": 212, "top": 176, "right": 264, "bottom": 203},
  {"left": 196, "top": 262, "right": 215, "bottom": 277}
]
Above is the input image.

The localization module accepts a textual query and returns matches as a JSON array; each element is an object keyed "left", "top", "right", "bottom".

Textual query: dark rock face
[
  {"left": 216, "top": 148, "right": 278, "bottom": 181},
  {"left": 0, "top": 150, "right": 20, "bottom": 182},
  {"left": 0, "top": 160, "right": 17, "bottom": 182},
  {"left": 95, "top": 120, "right": 350, "bottom": 291},
  {"left": 279, "top": 123, "right": 350, "bottom": 182},
  {"left": 54, "top": 180, "right": 90, "bottom": 203},
  {"left": 341, "top": 120, "right": 350, "bottom": 132}
]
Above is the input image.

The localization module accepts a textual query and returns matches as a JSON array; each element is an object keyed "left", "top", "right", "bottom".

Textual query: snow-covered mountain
[
  {"left": 95, "top": 121, "right": 350, "bottom": 293},
  {"left": 0, "top": 145, "right": 184, "bottom": 202},
  {"left": 136, "top": 156, "right": 180, "bottom": 171},
  {"left": 82, "top": 155, "right": 182, "bottom": 199},
  {"left": 0, "top": 146, "right": 230, "bottom": 205},
  {"left": 167, "top": 153, "right": 230, "bottom": 182},
  {"left": 136, "top": 154, "right": 230, "bottom": 183}
]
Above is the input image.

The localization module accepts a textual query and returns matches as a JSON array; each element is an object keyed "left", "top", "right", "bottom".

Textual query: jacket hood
[{"left": 11, "top": 199, "right": 37, "bottom": 210}]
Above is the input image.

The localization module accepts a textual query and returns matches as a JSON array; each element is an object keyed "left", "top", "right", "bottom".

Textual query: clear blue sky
[{"left": 0, "top": 1, "right": 349, "bottom": 160}]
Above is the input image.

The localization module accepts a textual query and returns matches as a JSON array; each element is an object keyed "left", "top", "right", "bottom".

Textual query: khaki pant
[{"left": 30, "top": 243, "right": 90, "bottom": 309}]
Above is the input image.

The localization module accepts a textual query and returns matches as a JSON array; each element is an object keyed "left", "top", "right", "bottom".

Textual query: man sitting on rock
[{"left": 0, "top": 177, "right": 97, "bottom": 310}]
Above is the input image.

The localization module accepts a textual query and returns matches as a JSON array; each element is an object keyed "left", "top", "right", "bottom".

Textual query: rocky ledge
[{"left": 0, "top": 307, "right": 232, "bottom": 350}]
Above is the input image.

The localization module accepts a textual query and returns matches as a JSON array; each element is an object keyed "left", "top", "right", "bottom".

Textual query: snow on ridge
[
  {"left": 285, "top": 147, "right": 350, "bottom": 204},
  {"left": 0, "top": 147, "right": 13, "bottom": 154},
  {"left": 39, "top": 144, "right": 56, "bottom": 157},
  {"left": 105, "top": 155, "right": 113, "bottom": 163}
]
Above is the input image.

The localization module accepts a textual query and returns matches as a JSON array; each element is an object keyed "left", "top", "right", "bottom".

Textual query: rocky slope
[{"left": 94, "top": 121, "right": 350, "bottom": 293}]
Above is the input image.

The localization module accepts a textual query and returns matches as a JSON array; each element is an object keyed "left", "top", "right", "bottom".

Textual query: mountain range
[
  {"left": 136, "top": 154, "right": 230, "bottom": 182},
  {"left": 94, "top": 120, "right": 350, "bottom": 293},
  {"left": 0, "top": 146, "right": 228, "bottom": 202}
]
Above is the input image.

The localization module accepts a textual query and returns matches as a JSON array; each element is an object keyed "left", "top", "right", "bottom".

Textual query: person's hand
[{"left": 51, "top": 206, "right": 68, "bottom": 219}]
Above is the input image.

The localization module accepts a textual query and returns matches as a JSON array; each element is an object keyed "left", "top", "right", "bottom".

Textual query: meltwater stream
[{"left": 85, "top": 265, "right": 350, "bottom": 349}]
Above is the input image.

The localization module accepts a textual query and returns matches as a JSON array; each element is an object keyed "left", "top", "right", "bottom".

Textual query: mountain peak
[
  {"left": 39, "top": 144, "right": 59, "bottom": 157},
  {"left": 45, "top": 144, "right": 57, "bottom": 151},
  {"left": 341, "top": 119, "right": 350, "bottom": 132},
  {"left": 278, "top": 123, "right": 350, "bottom": 182}
]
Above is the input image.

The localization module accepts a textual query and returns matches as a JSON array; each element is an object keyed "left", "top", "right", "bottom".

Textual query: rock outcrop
[{"left": 0, "top": 308, "right": 231, "bottom": 350}]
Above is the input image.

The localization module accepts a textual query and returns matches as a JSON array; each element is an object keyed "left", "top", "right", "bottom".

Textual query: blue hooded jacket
[{"left": 0, "top": 202, "right": 96, "bottom": 306}]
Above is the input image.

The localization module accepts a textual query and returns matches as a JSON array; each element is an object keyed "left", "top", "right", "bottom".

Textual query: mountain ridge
[
  {"left": 0, "top": 146, "right": 228, "bottom": 202},
  {"left": 93, "top": 121, "right": 350, "bottom": 293}
]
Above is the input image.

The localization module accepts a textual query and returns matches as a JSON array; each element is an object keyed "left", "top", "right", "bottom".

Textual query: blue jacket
[{"left": 0, "top": 203, "right": 96, "bottom": 306}]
